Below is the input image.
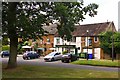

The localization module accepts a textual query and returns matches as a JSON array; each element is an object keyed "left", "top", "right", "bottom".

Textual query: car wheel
[
  {"left": 61, "top": 60, "right": 64, "bottom": 63},
  {"left": 23, "top": 57, "right": 26, "bottom": 60},
  {"left": 51, "top": 58, "right": 54, "bottom": 61},
  {"left": 68, "top": 59, "right": 71, "bottom": 63},
  {"left": 1, "top": 55, "right": 4, "bottom": 58}
]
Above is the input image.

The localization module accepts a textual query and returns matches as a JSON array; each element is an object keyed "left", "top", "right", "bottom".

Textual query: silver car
[{"left": 44, "top": 52, "right": 62, "bottom": 61}]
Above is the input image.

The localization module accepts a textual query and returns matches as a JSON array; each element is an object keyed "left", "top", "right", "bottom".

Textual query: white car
[{"left": 44, "top": 52, "right": 62, "bottom": 61}]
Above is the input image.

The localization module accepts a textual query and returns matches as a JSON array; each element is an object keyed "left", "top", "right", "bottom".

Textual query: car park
[
  {"left": 23, "top": 51, "right": 40, "bottom": 60},
  {"left": 44, "top": 52, "right": 62, "bottom": 62},
  {"left": 61, "top": 53, "right": 79, "bottom": 63},
  {"left": 1, "top": 51, "right": 10, "bottom": 58}
]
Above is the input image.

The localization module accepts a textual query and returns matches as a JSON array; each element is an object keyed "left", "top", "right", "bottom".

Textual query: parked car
[
  {"left": 23, "top": 51, "right": 40, "bottom": 60},
  {"left": 1, "top": 51, "right": 9, "bottom": 58},
  {"left": 61, "top": 53, "right": 79, "bottom": 63},
  {"left": 44, "top": 52, "right": 62, "bottom": 61}
]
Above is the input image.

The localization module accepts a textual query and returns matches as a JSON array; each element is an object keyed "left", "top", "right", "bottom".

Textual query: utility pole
[
  {"left": 112, "top": 25, "right": 114, "bottom": 61},
  {"left": 86, "top": 30, "right": 89, "bottom": 60}
]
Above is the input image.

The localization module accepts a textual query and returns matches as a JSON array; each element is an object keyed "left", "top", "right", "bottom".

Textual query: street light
[{"left": 86, "top": 30, "right": 89, "bottom": 60}]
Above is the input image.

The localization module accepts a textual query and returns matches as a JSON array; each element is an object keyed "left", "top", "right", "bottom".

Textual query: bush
[
  {"left": 62, "top": 50, "right": 68, "bottom": 54},
  {"left": 2, "top": 45, "right": 10, "bottom": 51}
]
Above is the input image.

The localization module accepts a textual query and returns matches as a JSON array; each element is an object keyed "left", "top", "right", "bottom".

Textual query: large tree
[
  {"left": 2, "top": 1, "right": 98, "bottom": 68},
  {"left": 99, "top": 31, "right": 120, "bottom": 57}
]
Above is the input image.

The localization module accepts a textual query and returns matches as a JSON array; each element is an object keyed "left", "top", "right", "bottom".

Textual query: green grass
[
  {"left": 71, "top": 59, "right": 119, "bottom": 67},
  {"left": 2, "top": 64, "right": 118, "bottom": 78}
]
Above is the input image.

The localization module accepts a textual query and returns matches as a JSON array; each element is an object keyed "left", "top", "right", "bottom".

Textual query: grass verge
[
  {"left": 2, "top": 63, "right": 118, "bottom": 78},
  {"left": 71, "top": 59, "right": 119, "bottom": 67}
]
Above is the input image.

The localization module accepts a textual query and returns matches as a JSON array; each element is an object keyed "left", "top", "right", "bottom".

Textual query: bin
[
  {"left": 80, "top": 53, "right": 86, "bottom": 58},
  {"left": 88, "top": 54, "right": 93, "bottom": 59}
]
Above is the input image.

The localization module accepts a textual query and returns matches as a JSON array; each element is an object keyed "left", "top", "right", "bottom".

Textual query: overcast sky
[{"left": 80, "top": 0, "right": 120, "bottom": 31}]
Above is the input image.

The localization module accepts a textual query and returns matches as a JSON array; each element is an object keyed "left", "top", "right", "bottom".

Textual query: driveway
[{"left": 1, "top": 55, "right": 119, "bottom": 72}]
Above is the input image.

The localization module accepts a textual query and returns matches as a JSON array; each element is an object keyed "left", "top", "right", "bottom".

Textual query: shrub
[
  {"left": 2, "top": 45, "right": 10, "bottom": 51},
  {"left": 62, "top": 50, "right": 68, "bottom": 54}
]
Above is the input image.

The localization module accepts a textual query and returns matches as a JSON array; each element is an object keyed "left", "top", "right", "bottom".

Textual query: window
[
  {"left": 56, "top": 38, "right": 60, "bottom": 44},
  {"left": 88, "top": 39, "right": 92, "bottom": 46},
  {"left": 94, "top": 37, "right": 98, "bottom": 42},
  {"left": 71, "top": 36, "right": 76, "bottom": 42}
]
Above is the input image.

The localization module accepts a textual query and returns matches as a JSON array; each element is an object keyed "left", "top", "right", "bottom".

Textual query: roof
[
  {"left": 72, "top": 22, "right": 116, "bottom": 37},
  {"left": 55, "top": 22, "right": 116, "bottom": 37},
  {"left": 42, "top": 24, "right": 58, "bottom": 35}
]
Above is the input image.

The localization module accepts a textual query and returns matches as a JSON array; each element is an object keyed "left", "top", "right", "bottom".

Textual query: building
[
  {"left": 37, "top": 24, "right": 58, "bottom": 55},
  {"left": 54, "top": 22, "right": 116, "bottom": 59}
]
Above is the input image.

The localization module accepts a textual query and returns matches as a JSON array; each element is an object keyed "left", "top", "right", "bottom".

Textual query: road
[{"left": 1, "top": 55, "right": 119, "bottom": 72}]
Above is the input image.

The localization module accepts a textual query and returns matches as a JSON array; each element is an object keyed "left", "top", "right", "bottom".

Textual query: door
[{"left": 94, "top": 48, "right": 100, "bottom": 59}]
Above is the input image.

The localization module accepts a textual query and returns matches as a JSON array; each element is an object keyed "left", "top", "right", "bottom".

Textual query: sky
[{"left": 80, "top": 0, "right": 120, "bottom": 31}]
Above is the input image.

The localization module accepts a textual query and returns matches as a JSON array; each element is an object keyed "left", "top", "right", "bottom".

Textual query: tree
[
  {"left": 99, "top": 31, "right": 120, "bottom": 57},
  {"left": 46, "top": 2, "right": 98, "bottom": 41},
  {"left": 2, "top": 2, "right": 48, "bottom": 68},
  {"left": 99, "top": 31, "right": 113, "bottom": 54},
  {"left": 113, "top": 32, "right": 120, "bottom": 54},
  {"left": 2, "top": 2, "right": 98, "bottom": 68}
]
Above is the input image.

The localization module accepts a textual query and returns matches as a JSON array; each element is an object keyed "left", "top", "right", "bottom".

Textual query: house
[
  {"left": 54, "top": 22, "right": 116, "bottom": 59},
  {"left": 37, "top": 24, "right": 58, "bottom": 55},
  {"left": 18, "top": 24, "right": 58, "bottom": 55}
]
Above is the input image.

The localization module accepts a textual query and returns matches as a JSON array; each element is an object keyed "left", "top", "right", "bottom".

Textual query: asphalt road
[{"left": 1, "top": 55, "right": 119, "bottom": 72}]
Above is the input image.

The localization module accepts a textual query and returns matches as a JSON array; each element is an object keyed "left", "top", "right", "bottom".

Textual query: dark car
[
  {"left": 23, "top": 51, "right": 40, "bottom": 60},
  {"left": 1, "top": 51, "right": 10, "bottom": 58},
  {"left": 61, "top": 53, "right": 79, "bottom": 63}
]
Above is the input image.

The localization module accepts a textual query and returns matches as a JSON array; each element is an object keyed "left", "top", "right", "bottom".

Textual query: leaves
[
  {"left": 99, "top": 31, "right": 120, "bottom": 54},
  {"left": 2, "top": 2, "right": 98, "bottom": 41}
]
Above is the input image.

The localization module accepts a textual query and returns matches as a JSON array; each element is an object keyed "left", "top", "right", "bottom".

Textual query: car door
[{"left": 54, "top": 53, "right": 61, "bottom": 60}]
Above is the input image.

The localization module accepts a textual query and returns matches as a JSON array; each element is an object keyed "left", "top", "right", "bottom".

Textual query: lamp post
[{"left": 86, "top": 30, "right": 89, "bottom": 60}]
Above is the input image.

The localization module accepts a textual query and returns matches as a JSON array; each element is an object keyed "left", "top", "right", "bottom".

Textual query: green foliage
[
  {"left": 99, "top": 31, "right": 120, "bottom": 54},
  {"left": 17, "top": 41, "right": 24, "bottom": 54},
  {"left": 62, "top": 50, "right": 68, "bottom": 54},
  {"left": 113, "top": 32, "right": 120, "bottom": 54},
  {"left": 2, "top": 45, "right": 10, "bottom": 51},
  {"left": 2, "top": 2, "right": 98, "bottom": 68},
  {"left": 47, "top": 2, "right": 98, "bottom": 41},
  {"left": 2, "top": 36, "right": 9, "bottom": 45}
]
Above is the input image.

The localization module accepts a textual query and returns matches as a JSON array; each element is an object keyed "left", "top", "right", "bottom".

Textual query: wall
[
  {"left": 38, "top": 34, "right": 54, "bottom": 55},
  {"left": 76, "top": 37, "right": 81, "bottom": 53}
]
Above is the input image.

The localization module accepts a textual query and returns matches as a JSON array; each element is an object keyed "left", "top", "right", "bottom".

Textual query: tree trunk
[
  {"left": 7, "top": 2, "right": 18, "bottom": 69},
  {"left": 7, "top": 34, "right": 18, "bottom": 68}
]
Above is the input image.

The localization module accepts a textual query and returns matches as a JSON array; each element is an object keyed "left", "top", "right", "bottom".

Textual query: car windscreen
[{"left": 47, "top": 52, "right": 56, "bottom": 56}]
